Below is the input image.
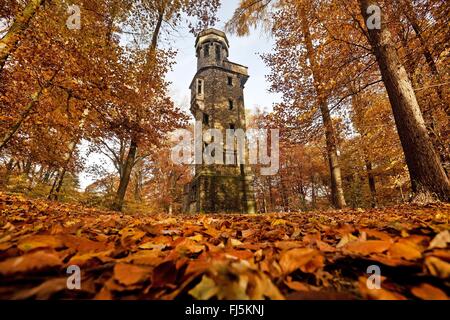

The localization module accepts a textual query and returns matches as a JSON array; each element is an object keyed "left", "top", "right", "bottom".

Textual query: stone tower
[{"left": 183, "top": 28, "right": 256, "bottom": 214}]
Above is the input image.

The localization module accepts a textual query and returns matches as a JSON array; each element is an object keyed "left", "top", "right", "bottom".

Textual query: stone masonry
[{"left": 183, "top": 28, "right": 256, "bottom": 214}]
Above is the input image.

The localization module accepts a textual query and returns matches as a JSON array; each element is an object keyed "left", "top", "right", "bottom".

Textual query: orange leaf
[
  {"left": 411, "top": 283, "right": 448, "bottom": 300},
  {"left": 18, "top": 235, "right": 64, "bottom": 252},
  {"left": 279, "top": 248, "right": 324, "bottom": 274},
  {"left": 0, "top": 251, "right": 62, "bottom": 276},
  {"left": 343, "top": 240, "right": 392, "bottom": 256},
  {"left": 113, "top": 263, "right": 151, "bottom": 286},
  {"left": 388, "top": 242, "right": 422, "bottom": 260}
]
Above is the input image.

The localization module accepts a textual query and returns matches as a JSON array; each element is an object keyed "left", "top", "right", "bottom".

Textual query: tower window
[
  {"left": 204, "top": 44, "right": 209, "bottom": 57},
  {"left": 203, "top": 113, "right": 209, "bottom": 126},
  {"left": 215, "top": 44, "right": 221, "bottom": 61},
  {"left": 227, "top": 76, "right": 233, "bottom": 86},
  {"left": 197, "top": 79, "right": 203, "bottom": 95},
  {"left": 229, "top": 123, "right": 235, "bottom": 130},
  {"left": 228, "top": 99, "right": 234, "bottom": 110}
]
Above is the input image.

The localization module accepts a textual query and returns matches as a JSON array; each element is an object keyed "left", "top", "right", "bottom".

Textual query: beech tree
[{"left": 359, "top": 0, "right": 450, "bottom": 201}]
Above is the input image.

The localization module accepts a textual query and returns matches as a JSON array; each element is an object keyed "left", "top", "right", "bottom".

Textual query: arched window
[
  {"left": 203, "top": 113, "right": 209, "bottom": 126},
  {"left": 228, "top": 99, "right": 234, "bottom": 110},
  {"left": 197, "top": 79, "right": 203, "bottom": 95},
  {"left": 215, "top": 44, "right": 221, "bottom": 61}
]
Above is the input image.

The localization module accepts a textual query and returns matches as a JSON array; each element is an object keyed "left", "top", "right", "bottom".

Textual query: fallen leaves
[
  {"left": 279, "top": 248, "right": 324, "bottom": 274},
  {"left": 429, "top": 230, "right": 450, "bottom": 250},
  {"left": 17, "top": 235, "right": 64, "bottom": 252},
  {"left": 410, "top": 283, "right": 448, "bottom": 300},
  {"left": 424, "top": 256, "right": 450, "bottom": 279},
  {"left": 187, "top": 260, "right": 284, "bottom": 300},
  {"left": 113, "top": 263, "right": 151, "bottom": 286},
  {"left": 343, "top": 240, "right": 392, "bottom": 256},
  {"left": 0, "top": 193, "right": 449, "bottom": 300},
  {"left": 358, "top": 277, "right": 407, "bottom": 300},
  {"left": 188, "top": 275, "right": 218, "bottom": 300},
  {"left": 388, "top": 242, "right": 422, "bottom": 260},
  {"left": 0, "top": 250, "right": 62, "bottom": 276}
]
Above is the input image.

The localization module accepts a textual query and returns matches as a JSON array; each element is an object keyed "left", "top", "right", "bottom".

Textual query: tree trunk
[
  {"left": 133, "top": 170, "right": 143, "bottom": 202},
  {"left": 0, "top": 0, "right": 45, "bottom": 72},
  {"left": 261, "top": 193, "right": 267, "bottom": 213},
  {"left": 365, "top": 160, "right": 377, "bottom": 208},
  {"left": 311, "top": 173, "right": 317, "bottom": 209},
  {"left": 109, "top": 9, "right": 164, "bottom": 212},
  {"left": 267, "top": 176, "right": 274, "bottom": 212},
  {"left": 299, "top": 5, "right": 346, "bottom": 208},
  {"left": 279, "top": 174, "right": 290, "bottom": 212},
  {"left": 112, "top": 140, "right": 138, "bottom": 211},
  {"left": 1, "top": 158, "right": 15, "bottom": 186},
  {"left": 360, "top": 0, "right": 450, "bottom": 201}
]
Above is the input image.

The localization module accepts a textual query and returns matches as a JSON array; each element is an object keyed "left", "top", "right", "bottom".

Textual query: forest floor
[{"left": 0, "top": 192, "right": 449, "bottom": 300}]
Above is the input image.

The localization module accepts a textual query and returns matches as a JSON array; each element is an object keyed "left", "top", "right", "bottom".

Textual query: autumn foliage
[{"left": 0, "top": 193, "right": 449, "bottom": 299}]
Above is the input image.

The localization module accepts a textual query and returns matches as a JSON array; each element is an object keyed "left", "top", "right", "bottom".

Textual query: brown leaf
[
  {"left": 122, "top": 250, "right": 164, "bottom": 267},
  {"left": 411, "top": 283, "right": 448, "bottom": 300},
  {"left": 17, "top": 235, "right": 64, "bottom": 252},
  {"left": 360, "top": 229, "right": 393, "bottom": 241},
  {"left": 343, "top": 240, "right": 392, "bottom": 256},
  {"left": 388, "top": 242, "right": 422, "bottom": 260},
  {"left": 67, "top": 250, "right": 114, "bottom": 267},
  {"left": 174, "top": 238, "right": 205, "bottom": 254},
  {"left": 279, "top": 248, "right": 324, "bottom": 274},
  {"left": 428, "top": 230, "right": 450, "bottom": 250},
  {"left": 12, "top": 278, "right": 68, "bottom": 300},
  {"left": 0, "top": 250, "right": 62, "bottom": 276},
  {"left": 188, "top": 275, "right": 219, "bottom": 300},
  {"left": 358, "top": 277, "right": 406, "bottom": 300},
  {"left": 425, "top": 256, "right": 450, "bottom": 279},
  {"left": 59, "top": 235, "right": 112, "bottom": 253},
  {"left": 113, "top": 263, "right": 151, "bottom": 286},
  {"left": 284, "top": 279, "right": 311, "bottom": 292},
  {"left": 336, "top": 233, "right": 358, "bottom": 248}
]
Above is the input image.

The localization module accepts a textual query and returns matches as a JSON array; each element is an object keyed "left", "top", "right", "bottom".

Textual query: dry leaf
[
  {"left": 279, "top": 248, "right": 324, "bottom": 274},
  {"left": 188, "top": 275, "right": 219, "bottom": 300},
  {"left": 18, "top": 235, "right": 64, "bottom": 252},
  {"left": 410, "top": 283, "right": 448, "bottom": 300},
  {"left": 343, "top": 240, "right": 392, "bottom": 256},
  {"left": 428, "top": 230, "right": 450, "bottom": 250},
  {"left": 388, "top": 242, "right": 422, "bottom": 260},
  {"left": 425, "top": 257, "right": 450, "bottom": 279},
  {"left": 113, "top": 263, "right": 151, "bottom": 286},
  {"left": 0, "top": 250, "right": 62, "bottom": 276}
]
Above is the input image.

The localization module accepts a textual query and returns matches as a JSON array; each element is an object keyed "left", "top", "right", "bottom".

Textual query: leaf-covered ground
[{"left": 0, "top": 193, "right": 449, "bottom": 300}]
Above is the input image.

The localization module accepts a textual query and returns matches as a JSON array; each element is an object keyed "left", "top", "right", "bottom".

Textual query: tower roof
[{"left": 195, "top": 28, "right": 229, "bottom": 49}]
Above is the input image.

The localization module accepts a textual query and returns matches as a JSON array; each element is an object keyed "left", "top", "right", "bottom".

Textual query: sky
[
  {"left": 79, "top": 0, "right": 281, "bottom": 190},
  {"left": 166, "top": 0, "right": 281, "bottom": 115}
]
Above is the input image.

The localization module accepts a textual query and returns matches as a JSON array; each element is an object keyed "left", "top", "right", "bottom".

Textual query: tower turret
[{"left": 195, "top": 28, "right": 229, "bottom": 69}]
